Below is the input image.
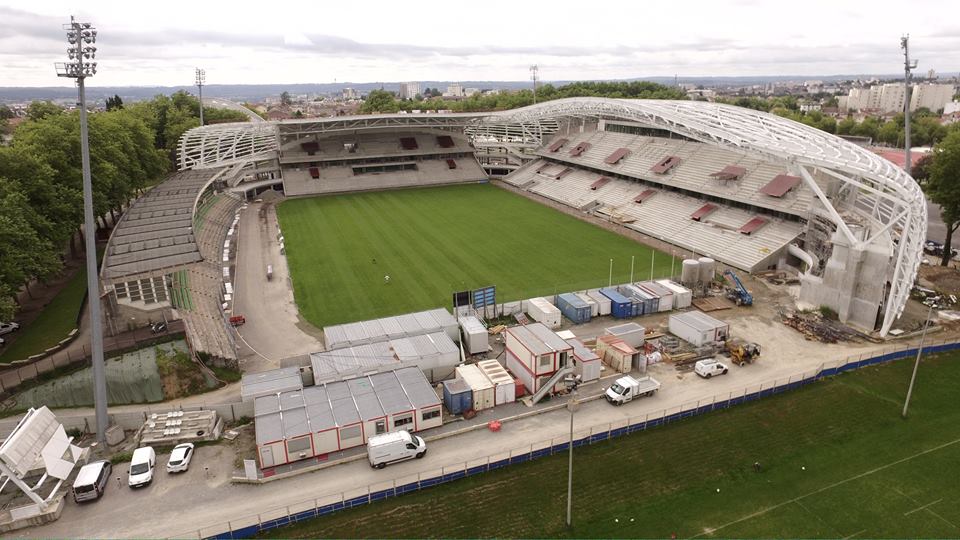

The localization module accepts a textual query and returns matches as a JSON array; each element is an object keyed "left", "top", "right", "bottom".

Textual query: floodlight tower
[
  {"left": 196, "top": 68, "right": 206, "bottom": 126},
  {"left": 56, "top": 16, "right": 108, "bottom": 443},
  {"left": 901, "top": 35, "right": 918, "bottom": 173},
  {"left": 530, "top": 65, "right": 539, "bottom": 104}
]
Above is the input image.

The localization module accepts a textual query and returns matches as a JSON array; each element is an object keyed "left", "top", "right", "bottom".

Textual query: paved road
[{"left": 232, "top": 201, "right": 323, "bottom": 372}]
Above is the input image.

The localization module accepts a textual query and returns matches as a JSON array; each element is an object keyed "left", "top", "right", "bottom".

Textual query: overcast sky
[{"left": 2, "top": 0, "right": 958, "bottom": 87}]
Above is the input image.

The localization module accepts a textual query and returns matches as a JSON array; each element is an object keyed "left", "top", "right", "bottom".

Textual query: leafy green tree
[
  {"left": 836, "top": 117, "right": 857, "bottom": 135},
  {"left": 280, "top": 91, "right": 292, "bottom": 106},
  {"left": 361, "top": 89, "right": 400, "bottom": 113},
  {"left": 912, "top": 153, "right": 934, "bottom": 184},
  {"left": 926, "top": 130, "right": 960, "bottom": 264},
  {"left": 0, "top": 105, "right": 13, "bottom": 120},
  {"left": 26, "top": 101, "right": 62, "bottom": 121},
  {"left": 105, "top": 94, "right": 124, "bottom": 111}
]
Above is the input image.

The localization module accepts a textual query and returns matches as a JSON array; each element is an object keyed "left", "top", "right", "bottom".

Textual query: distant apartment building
[
  {"left": 944, "top": 101, "right": 960, "bottom": 115},
  {"left": 840, "top": 83, "right": 955, "bottom": 113},
  {"left": 443, "top": 83, "right": 465, "bottom": 98},
  {"left": 342, "top": 88, "right": 358, "bottom": 100},
  {"left": 911, "top": 83, "right": 955, "bottom": 112},
  {"left": 398, "top": 82, "right": 420, "bottom": 100}
]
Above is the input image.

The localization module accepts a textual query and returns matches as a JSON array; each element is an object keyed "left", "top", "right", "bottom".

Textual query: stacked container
[
  {"left": 638, "top": 281, "right": 674, "bottom": 312},
  {"left": 526, "top": 297, "right": 562, "bottom": 328},
  {"left": 587, "top": 290, "right": 612, "bottom": 316},
  {"left": 455, "top": 364, "right": 495, "bottom": 410},
  {"left": 476, "top": 359, "right": 516, "bottom": 405},
  {"left": 556, "top": 293, "right": 592, "bottom": 324},
  {"left": 442, "top": 378, "right": 473, "bottom": 415},
  {"left": 600, "top": 288, "right": 634, "bottom": 319},
  {"left": 575, "top": 293, "right": 600, "bottom": 317},
  {"left": 657, "top": 279, "right": 692, "bottom": 308}
]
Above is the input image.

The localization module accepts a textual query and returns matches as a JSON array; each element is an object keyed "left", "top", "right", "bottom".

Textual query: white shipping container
[
  {"left": 575, "top": 293, "right": 600, "bottom": 317},
  {"left": 586, "top": 290, "right": 612, "bottom": 316},
  {"left": 657, "top": 280, "right": 692, "bottom": 309},
  {"left": 668, "top": 311, "right": 729, "bottom": 346},
  {"left": 526, "top": 298, "right": 561, "bottom": 329},
  {"left": 459, "top": 316, "right": 489, "bottom": 355},
  {"left": 455, "top": 364, "right": 495, "bottom": 410},
  {"left": 476, "top": 359, "right": 516, "bottom": 405},
  {"left": 604, "top": 323, "right": 645, "bottom": 348}
]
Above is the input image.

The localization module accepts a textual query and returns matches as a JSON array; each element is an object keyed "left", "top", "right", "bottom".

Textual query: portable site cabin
[
  {"left": 586, "top": 290, "right": 612, "bottom": 316},
  {"left": 604, "top": 322, "right": 645, "bottom": 349},
  {"left": 526, "top": 297, "right": 562, "bottom": 329},
  {"left": 657, "top": 280, "right": 692, "bottom": 309},
  {"left": 637, "top": 281, "right": 674, "bottom": 312},
  {"left": 504, "top": 322, "right": 573, "bottom": 395},
  {"left": 310, "top": 331, "right": 459, "bottom": 384},
  {"left": 556, "top": 293, "right": 592, "bottom": 324},
  {"left": 575, "top": 293, "right": 600, "bottom": 317},
  {"left": 455, "top": 364, "right": 495, "bottom": 411},
  {"left": 566, "top": 338, "right": 601, "bottom": 382},
  {"left": 253, "top": 366, "right": 441, "bottom": 469},
  {"left": 668, "top": 311, "right": 729, "bottom": 346},
  {"left": 459, "top": 316, "right": 489, "bottom": 355},
  {"left": 600, "top": 288, "right": 633, "bottom": 319},
  {"left": 596, "top": 335, "right": 644, "bottom": 373},
  {"left": 241, "top": 366, "right": 305, "bottom": 402},
  {"left": 323, "top": 308, "right": 459, "bottom": 350},
  {"left": 442, "top": 378, "right": 473, "bottom": 415},
  {"left": 476, "top": 359, "right": 517, "bottom": 405}
]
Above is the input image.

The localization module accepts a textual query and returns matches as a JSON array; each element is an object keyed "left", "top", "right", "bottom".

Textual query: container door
[
  {"left": 375, "top": 420, "right": 386, "bottom": 435},
  {"left": 260, "top": 447, "right": 275, "bottom": 468}
]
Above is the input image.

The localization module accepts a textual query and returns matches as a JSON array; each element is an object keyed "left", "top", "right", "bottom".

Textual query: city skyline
[{"left": 2, "top": 0, "right": 959, "bottom": 87}]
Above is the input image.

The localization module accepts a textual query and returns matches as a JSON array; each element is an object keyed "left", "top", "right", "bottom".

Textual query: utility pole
[
  {"left": 901, "top": 35, "right": 918, "bottom": 173},
  {"left": 530, "top": 65, "right": 539, "bottom": 104},
  {"left": 902, "top": 304, "right": 933, "bottom": 418},
  {"left": 566, "top": 385, "right": 580, "bottom": 528},
  {"left": 56, "top": 16, "right": 108, "bottom": 443},
  {"left": 196, "top": 68, "right": 206, "bottom": 126}
]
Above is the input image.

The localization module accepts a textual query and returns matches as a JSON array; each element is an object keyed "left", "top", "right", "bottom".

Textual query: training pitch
[{"left": 277, "top": 184, "right": 673, "bottom": 327}]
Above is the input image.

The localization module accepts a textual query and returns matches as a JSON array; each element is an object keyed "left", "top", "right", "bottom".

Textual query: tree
[
  {"left": 294, "top": 109, "right": 304, "bottom": 118},
  {"left": 27, "top": 101, "right": 62, "bottom": 121},
  {"left": 280, "top": 91, "right": 292, "bottom": 106},
  {"left": 360, "top": 89, "right": 400, "bottom": 113},
  {"left": 106, "top": 94, "right": 124, "bottom": 111},
  {"left": 912, "top": 153, "right": 934, "bottom": 184},
  {"left": 926, "top": 130, "right": 960, "bottom": 265},
  {"left": 0, "top": 105, "right": 13, "bottom": 120}
]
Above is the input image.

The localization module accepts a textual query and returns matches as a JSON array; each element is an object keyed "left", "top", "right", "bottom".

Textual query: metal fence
[{"left": 168, "top": 337, "right": 960, "bottom": 540}]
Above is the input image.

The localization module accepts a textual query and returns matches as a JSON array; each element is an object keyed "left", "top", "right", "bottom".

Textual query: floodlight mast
[
  {"left": 530, "top": 65, "right": 539, "bottom": 104},
  {"left": 196, "top": 68, "right": 206, "bottom": 126},
  {"left": 901, "top": 35, "right": 918, "bottom": 173},
  {"left": 56, "top": 16, "right": 108, "bottom": 444}
]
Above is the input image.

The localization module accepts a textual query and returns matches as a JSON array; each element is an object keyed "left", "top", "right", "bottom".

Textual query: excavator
[{"left": 725, "top": 338, "right": 761, "bottom": 366}]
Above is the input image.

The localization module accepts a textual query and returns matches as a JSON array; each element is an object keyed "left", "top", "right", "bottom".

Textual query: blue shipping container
[
  {"left": 600, "top": 288, "right": 633, "bottom": 319},
  {"left": 556, "top": 293, "right": 592, "bottom": 324},
  {"left": 442, "top": 378, "right": 473, "bottom": 415}
]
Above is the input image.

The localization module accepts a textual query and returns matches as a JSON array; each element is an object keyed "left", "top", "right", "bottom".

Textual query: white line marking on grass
[
  {"left": 689, "top": 436, "right": 960, "bottom": 539},
  {"left": 904, "top": 498, "right": 942, "bottom": 516},
  {"left": 842, "top": 528, "right": 866, "bottom": 539},
  {"left": 893, "top": 488, "right": 959, "bottom": 530}
]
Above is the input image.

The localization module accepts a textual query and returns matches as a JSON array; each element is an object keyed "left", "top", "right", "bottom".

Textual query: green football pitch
[
  {"left": 261, "top": 351, "right": 960, "bottom": 539},
  {"left": 277, "top": 184, "right": 674, "bottom": 328}
]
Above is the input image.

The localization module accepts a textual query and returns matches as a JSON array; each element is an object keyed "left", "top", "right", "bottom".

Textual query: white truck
[
  {"left": 695, "top": 358, "right": 729, "bottom": 378},
  {"left": 367, "top": 430, "right": 427, "bottom": 469},
  {"left": 605, "top": 375, "right": 661, "bottom": 405}
]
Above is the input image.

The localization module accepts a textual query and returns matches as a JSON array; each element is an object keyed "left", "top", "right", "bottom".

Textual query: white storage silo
[
  {"left": 698, "top": 257, "right": 716, "bottom": 286},
  {"left": 681, "top": 259, "right": 700, "bottom": 287}
]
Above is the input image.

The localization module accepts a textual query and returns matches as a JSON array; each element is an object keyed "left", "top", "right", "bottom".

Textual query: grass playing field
[
  {"left": 277, "top": 184, "right": 674, "bottom": 328},
  {"left": 261, "top": 352, "right": 960, "bottom": 539}
]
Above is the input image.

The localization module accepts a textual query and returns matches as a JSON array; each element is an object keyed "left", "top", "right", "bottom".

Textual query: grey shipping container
[{"left": 556, "top": 293, "right": 592, "bottom": 324}]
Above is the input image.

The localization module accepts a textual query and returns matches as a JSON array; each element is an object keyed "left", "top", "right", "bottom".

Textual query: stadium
[{"left": 100, "top": 97, "right": 925, "bottom": 365}]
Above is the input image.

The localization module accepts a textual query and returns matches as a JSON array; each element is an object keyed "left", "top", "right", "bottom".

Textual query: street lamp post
[
  {"left": 195, "top": 68, "right": 206, "bottom": 126},
  {"left": 56, "top": 16, "right": 108, "bottom": 443},
  {"left": 566, "top": 384, "right": 580, "bottom": 528}
]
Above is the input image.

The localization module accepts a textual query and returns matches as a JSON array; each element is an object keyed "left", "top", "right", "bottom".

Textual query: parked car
[
  {"left": 367, "top": 430, "right": 426, "bottom": 469},
  {"left": 150, "top": 321, "right": 167, "bottom": 334},
  {"left": 166, "top": 443, "right": 195, "bottom": 473},
  {"left": 72, "top": 460, "right": 112, "bottom": 503},
  {"left": 695, "top": 358, "right": 729, "bottom": 379},
  {"left": 128, "top": 446, "right": 156, "bottom": 488},
  {"left": 0, "top": 322, "right": 20, "bottom": 336}
]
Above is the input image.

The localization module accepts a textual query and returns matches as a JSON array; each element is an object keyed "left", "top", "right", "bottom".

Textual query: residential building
[
  {"left": 443, "top": 83, "right": 465, "bottom": 98},
  {"left": 398, "top": 82, "right": 420, "bottom": 100},
  {"left": 911, "top": 83, "right": 955, "bottom": 112}
]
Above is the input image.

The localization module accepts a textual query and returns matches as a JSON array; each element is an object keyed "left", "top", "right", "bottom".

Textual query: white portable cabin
[
  {"left": 504, "top": 322, "right": 573, "bottom": 395},
  {"left": 324, "top": 308, "right": 459, "bottom": 350},
  {"left": 459, "top": 316, "right": 489, "bottom": 355},
  {"left": 455, "top": 364, "right": 495, "bottom": 411},
  {"left": 638, "top": 281, "right": 674, "bottom": 312},
  {"left": 604, "top": 323, "right": 646, "bottom": 348},
  {"left": 310, "top": 331, "right": 459, "bottom": 384},
  {"left": 566, "top": 338, "right": 601, "bottom": 382},
  {"left": 586, "top": 290, "right": 612, "bottom": 316},
  {"left": 526, "top": 297, "right": 562, "bottom": 329},
  {"left": 657, "top": 280, "right": 692, "bottom": 309},
  {"left": 241, "top": 366, "right": 304, "bottom": 402},
  {"left": 254, "top": 367, "right": 441, "bottom": 469},
  {"left": 575, "top": 293, "right": 600, "bottom": 317},
  {"left": 476, "top": 359, "right": 516, "bottom": 405},
  {"left": 668, "top": 311, "right": 729, "bottom": 346}
]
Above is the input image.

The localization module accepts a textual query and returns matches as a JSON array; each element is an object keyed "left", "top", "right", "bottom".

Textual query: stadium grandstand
[{"left": 108, "top": 96, "right": 922, "bottom": 345}]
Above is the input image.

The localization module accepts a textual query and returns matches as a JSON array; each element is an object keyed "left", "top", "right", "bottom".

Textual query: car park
[
  {"left": 72, "top": 460, "right": 112, "bottom": 503},
  {"left": 166, "top": 443, "right": 195, "bottom": 473},
  {"left": 695, "top": 358, "right": 729, "bottom": 378}
]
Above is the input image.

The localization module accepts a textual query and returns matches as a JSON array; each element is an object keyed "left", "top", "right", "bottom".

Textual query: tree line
[{"left": 0, "top": 91, "right": 247, "bottom": 321}]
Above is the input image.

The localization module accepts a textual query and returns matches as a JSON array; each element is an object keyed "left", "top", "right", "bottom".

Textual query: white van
[
  {"left": 73, "top": 460, "right": 112, "bottom": 503},
  {"left": 128, "top": 446, "right": 156, "bottom": 488},
  {"left": 367, "top": 430, "right": 426, "bottom": 469}
]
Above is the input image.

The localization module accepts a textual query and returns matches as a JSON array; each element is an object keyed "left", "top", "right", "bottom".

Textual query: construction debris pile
[{"left": 780, "top": 310, "right": 872, "bottom": 343}]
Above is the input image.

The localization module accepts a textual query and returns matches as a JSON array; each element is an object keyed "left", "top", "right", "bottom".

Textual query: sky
[{"left": 1, "top": 0, "right": 959, "bottom": 87}]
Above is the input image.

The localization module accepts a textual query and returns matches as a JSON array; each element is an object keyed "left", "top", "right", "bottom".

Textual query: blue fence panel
[
  {"left": 488, "top": 458, "right": 510, "bottom": 470},
  {"left": 610, "top": 427, "right": 628, "bottom": 437},
  {"left": 369, "top": 488, "right": 393, "bottom": 502},
  {"left": 396, "top": 482, "right": 419, "bottom": 495},
  {"left": 442, "top": 471, "right": 466, "bottom": 482},
  {"left": 230, "top": 525, "right": 259, "bottom": 539},
  {"left": 466, "top": 465, "right": 488, "bottom": 476},
  {"left": 316, "top": 502, "right": 340, "bottom": 515},
  {"left": 590, "top": 432, "right": 609, "bottom": 443},
  {"left": 291, "top": 509, "right": 316, "bottom": 522},
  {"left": 343, "top": 495, "right": 369, "bottom": 508}
]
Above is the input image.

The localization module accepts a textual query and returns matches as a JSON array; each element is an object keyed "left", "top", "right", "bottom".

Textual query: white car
[
  {"left": 166, "top": 443, "right": 195, "bottom": 473},
  {"left": 128, "top": 446, "right": 156, "bottom": 488},
  {"left": 0, "top": 322, "right": 19, "bottom": 336},
  {"left": 695, "top": 358, "right": 729, "bottom": 379}
]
